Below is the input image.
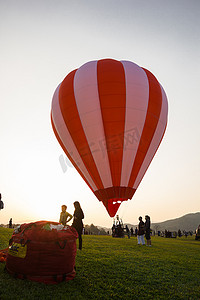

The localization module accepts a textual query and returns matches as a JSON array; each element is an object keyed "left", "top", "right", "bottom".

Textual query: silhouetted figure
[
  {"left": 195, "top": 225, "right": 200, "bottom": 240},
  {"left": 145, "top": 215, "right": 151, "bottom": 246},
  {"left": 126, "top": 225, "right": 130, "bottom": 238},
  {"left": 138, "top": 217, "right": 145, "bottom": 245},
  {"left": 165, "top": 230, "right": 172, "bottom": 238},
  {"left": 0, "top": 193, "right": 4, "bottom": 210},
  {"left": 112, "top": 215, "right": 125, "bottom": 238},
  {"left": 135, "top": 227, "right": 138, "bottom": 236},
  {"left": 59, "top": 205, "right": 73, "bottom": 225},
  {"left": 130, "top": 227, "right": 134, "bottom": 236},
  {"left": 116, "top": 215, "right": 120, "bottom": 225},
  {"left": 72, "top": 201, "right": 84, "bottom": 250},
  {"left": 9, "top": 218, "right": 12, "bottom": 228},
  {"left": 112, "top": 224, "right": 115, "bottom": 236}
]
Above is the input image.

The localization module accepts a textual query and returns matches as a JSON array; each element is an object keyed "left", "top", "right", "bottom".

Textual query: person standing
[
  {"left": 135, "top": 227, "right": 138, "bottom": 236},
  {"left": 9, "top": 218, "right": 13, "bottom": 228},
  {"left": 130, "top": 227, "right": 134, "bottom": 237},
  {"left": 126, "top": 225, "right": 130, "bottom": 239},
  {"left": 59, "top": 205, "right": 73, "bottom": 225},
  {"left": 137, "top": 216, "right": 145, "bottom": 245},
  {"left": 0, "top": 193, "right": 4, "bottom": 210},
  {"left": 72, "top": 201, "right": 84, "bottom": 250},
  {"left": 145, "top": 215, "right": 151, "bottom": 246}
]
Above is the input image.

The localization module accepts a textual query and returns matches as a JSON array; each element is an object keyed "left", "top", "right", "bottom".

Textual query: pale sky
[{"left": 0, "top": 0, "right": 199, "bottom": 227}]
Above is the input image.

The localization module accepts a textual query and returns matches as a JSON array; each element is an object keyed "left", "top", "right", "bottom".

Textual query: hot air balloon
[{"left": 51, "top": 59, "right": 168, "bottom": 217}]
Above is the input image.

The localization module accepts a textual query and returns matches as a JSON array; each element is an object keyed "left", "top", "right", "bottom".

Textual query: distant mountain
[
  {"left": 151, "top": 212, "right": 200, "bottom": 232},
  {"left": 124, "top": 212, "right": 200, "bottom": 232}
]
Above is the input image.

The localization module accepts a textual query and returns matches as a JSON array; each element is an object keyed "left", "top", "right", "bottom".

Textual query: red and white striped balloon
[{"left": 51, "top": 59, "right": 168, "bottom": 217}]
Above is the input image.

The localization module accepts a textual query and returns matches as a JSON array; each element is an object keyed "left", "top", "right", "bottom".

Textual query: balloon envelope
[{"left": 51, "top": 59, "right": 168, "bottom": 217}]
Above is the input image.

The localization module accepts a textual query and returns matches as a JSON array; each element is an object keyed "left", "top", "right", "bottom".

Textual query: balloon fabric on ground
[
  {"left": 5, "top": 221, "right": 78, "bottom": 284},
  {"left": 51, "top": 59, "right": 168, "bottom": 217}
]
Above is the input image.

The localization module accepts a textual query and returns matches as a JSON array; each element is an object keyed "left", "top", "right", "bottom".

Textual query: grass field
[{"left": 0, "top": 227, "right": 199, "bottom": 300}]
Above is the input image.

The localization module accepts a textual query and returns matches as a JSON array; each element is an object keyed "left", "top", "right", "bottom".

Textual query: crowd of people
[
  {"left": 112, "top": 215, "right": 152, "bottom": 246},
  {"left": 157, "top": 229, "right": 194, "bottom": 238},
  {"left": 111, "top": 214, "right": 199, "bottom": 244}
]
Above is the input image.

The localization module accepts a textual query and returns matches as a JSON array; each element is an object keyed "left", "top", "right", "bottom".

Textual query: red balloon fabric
[
  {"left": 51, "top": 59, "right": 168, "bottom": 217},
  {"left": 6, "top": 221, "right": 78, "bottom": 284}
]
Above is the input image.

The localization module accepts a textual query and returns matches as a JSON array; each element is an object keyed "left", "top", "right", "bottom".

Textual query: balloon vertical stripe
[
  {"left": 73, "top": 61, "right": 113, "bottom": 189},
  {"left": 97, "top": 59, "right": 126, "bottom": 188},
  {"left": 133, "top": 85, "right": 168, "bottom": 189},
  {"left": 59, "top": 70, "right": 104, "bottom": 190},
  {"left": 51, "top": 85, "right": 98, "bottom": 191},
  {"left": 120, "top": 61, "right": 149, "bottom": 187},
  {"left": 127, "top": 68, "right": 163, "bottom": 188}
]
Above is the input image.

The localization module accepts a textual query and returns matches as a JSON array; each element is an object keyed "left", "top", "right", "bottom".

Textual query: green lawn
[{"left": 0, "top": 228, "right": 199, "bottom": 299}]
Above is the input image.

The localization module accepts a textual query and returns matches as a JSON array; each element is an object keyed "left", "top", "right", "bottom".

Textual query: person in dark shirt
[
  {"left": 9, "top": 218, "right": 13, "bottom": 228},
  {"left": 138, "top": 216, "right": 145, "bottom": 245},
  {"left": 130, "top": 227, "right": 134, "bottom": 236},
  {"left": 0, "top": 193, "right": 4, "bottom": 210},
  {"left": 126, "top": 225, "right": 130, "bottom": 238},
  {"left": 72, "top": 201, "right": 84, "bottom": 250},
  {"left": 145, "top": 215, "right": 151, "bottom": 246}
]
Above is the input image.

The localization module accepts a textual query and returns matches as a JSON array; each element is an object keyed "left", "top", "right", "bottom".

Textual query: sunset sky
[{"left": 0, "top": 0, "right": 199, "bottom": 227}]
